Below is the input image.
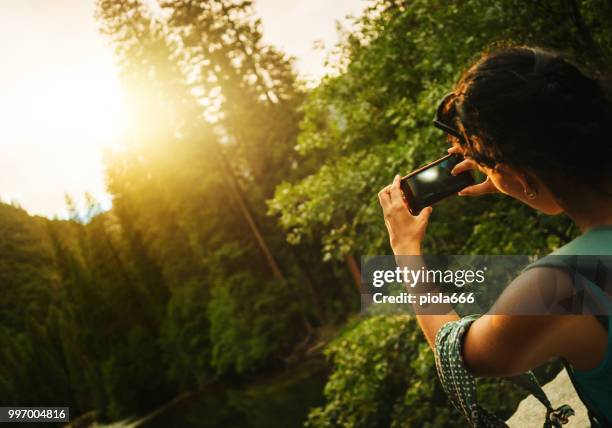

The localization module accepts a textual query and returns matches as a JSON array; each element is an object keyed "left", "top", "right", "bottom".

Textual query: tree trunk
[
  {"left": 346, "top": 254, "right": 362, "bottom": 293},
  {"left": 213, "top": 142, "right": 288, "bottom": 286}
]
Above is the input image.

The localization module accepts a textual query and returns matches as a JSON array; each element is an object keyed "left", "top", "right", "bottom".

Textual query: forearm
[{"left": 396, "top": 252, "right": 460, "bottom": 349}]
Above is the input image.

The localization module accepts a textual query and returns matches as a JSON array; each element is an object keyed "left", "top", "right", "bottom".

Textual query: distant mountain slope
[{"left": 0, "top": 203, "right": 56, "bottom": 332}]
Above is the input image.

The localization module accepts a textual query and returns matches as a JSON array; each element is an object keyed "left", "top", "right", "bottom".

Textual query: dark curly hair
[{"left": 442, "top": 45, "right": 612, "bottom": 195}]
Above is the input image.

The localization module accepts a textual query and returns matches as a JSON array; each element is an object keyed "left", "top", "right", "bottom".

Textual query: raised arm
[
  {"left": 378, "top": 175, "right": 606, "bottom": 377},
  {"left": 378, "top": 174, "right": 457, "bottom": 348}
]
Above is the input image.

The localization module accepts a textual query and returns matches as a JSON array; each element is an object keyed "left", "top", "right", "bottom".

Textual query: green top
[
  {"left": 552, "top": 225, "right": 612, "bottom": 256},
  {"left": 533, "top": 225, "right": 612, "bottom": 424}
]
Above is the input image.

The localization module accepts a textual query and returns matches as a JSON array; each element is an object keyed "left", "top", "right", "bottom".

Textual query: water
[{"left": 93, "top": 359, "right": 328, "bottom": 428}]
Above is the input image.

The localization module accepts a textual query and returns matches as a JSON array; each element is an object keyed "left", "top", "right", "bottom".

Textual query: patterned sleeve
[{"left": 434, "top": 315, "right": 574, "bottom": 428}]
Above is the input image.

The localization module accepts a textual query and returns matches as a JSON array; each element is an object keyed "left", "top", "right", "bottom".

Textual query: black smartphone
[{"left": 400, "top": 153, "right": 474, "bottom": 215}]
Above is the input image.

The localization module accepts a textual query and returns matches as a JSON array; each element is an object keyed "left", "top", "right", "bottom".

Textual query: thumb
[
  {"left": 418, "top": 206, "right": 433, "bottom": 222},
  {"left": 458, "top": 177, "right": 497, "bottom": 196}
]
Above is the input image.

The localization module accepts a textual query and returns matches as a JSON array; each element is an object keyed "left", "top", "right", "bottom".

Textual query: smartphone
[{"left": 400, "top": 153, "right": 474, "bottom": 215}]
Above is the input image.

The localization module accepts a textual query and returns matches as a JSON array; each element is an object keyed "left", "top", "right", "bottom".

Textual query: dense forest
[{"left": 1, "top": 0, "right": 612, "bottom": 426}]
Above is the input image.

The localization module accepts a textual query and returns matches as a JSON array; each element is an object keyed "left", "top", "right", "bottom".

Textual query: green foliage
[
  {"left": 307, "top": 316, "right": 526, "bottom": 428},
  {"left": 5, "top": 0, "right": 326, "bottom": 422},
  {"left": 305, "top": 316, "right": 457, "bottom": 427},
  {"left": 101, "top": 327, "right": 169, "bottom": 419},
  {"left": 270, "top": 0, "right": 611, "bottom": 259},
  {"left": 161, "top": 279, "right": 215, "bottom": 390},
  {"left": 0, "top": 204, "right": 54, "bottom": 331},
  {"left": 208, "top": 273, "right": 302, "bottom": 375}
]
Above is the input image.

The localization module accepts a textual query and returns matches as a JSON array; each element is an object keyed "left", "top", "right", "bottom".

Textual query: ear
[
  {"left": 493, "top": 164, "right": 537, "bottom": 196},
  {"left": 495, "top": 164, "right": 525, "bottom": 183},
  {"left": 508, "top": 167, "right": 538, "bottom": 199}
]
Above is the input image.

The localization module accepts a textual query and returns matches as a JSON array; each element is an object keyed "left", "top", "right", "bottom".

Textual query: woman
[{"left": 378, "top": 46, "right": 612, "bottom": 425}]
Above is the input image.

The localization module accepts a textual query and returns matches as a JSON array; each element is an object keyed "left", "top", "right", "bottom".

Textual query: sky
[{"left": 0, "top": 0, "right": 365, "bottom": 218}]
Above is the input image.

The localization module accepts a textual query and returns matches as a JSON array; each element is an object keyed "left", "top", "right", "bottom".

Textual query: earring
[{"left": 524, "top": 186, "right": 537, "bottom": 199}]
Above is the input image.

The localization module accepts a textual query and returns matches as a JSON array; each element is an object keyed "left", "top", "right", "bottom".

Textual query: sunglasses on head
[
  {"left": 432, "top": 92, "right": 499, "bottom": 168},
  {"left": 432, "top": 92, "right": 466, "bottom": 143}
]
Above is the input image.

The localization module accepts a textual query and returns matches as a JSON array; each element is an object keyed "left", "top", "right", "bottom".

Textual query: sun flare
[
  {"left": 0, "top": 59, "right": 125, "bottom": 218},
  {"left": 25, "top": 68, "right": 126, "bottom": 145},
  {"left": 0, "top": 1, "right": 126, "bottom": 218}
]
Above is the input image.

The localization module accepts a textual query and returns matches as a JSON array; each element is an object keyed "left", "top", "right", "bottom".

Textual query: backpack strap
[
  {"left": 524, "top": 256, "right": 612, "bottom": 427},
  {"left": 523, "top": 255, "right": 609, "bottom": 332}
]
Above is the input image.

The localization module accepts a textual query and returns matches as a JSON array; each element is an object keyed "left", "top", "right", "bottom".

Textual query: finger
[
  {"left": 389, "top": 174, "right": 405, "bottom": 209},
  {"left": 378, "top": 184, "right": 392, "bottom": 210},
  {"left": 451, "top": 159, "right": 476, "bottom": 176},
  {"left": 458, "top": 178, "right": 497, "bottom": 196},
  {"left": 447, "top": 146, "right": 463, "bottom": 155}
]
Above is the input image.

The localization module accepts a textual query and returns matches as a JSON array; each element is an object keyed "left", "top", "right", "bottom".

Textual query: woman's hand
[
  {"left": 378, "top": 175, "right": 432, "bottom": 255},
  {"left": 448, "top": 146, "right": 499, "bottom": 196}
]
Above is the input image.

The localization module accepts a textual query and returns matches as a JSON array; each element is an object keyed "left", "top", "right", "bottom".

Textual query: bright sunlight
[
  {"left": 0, "top": 0, "right": 122, "bottom": 218},
  {"left": 0, "top": 0, "right": 363, "bottom": 218}
]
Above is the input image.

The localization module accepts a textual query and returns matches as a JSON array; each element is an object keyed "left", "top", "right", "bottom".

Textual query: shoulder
[{"left": 491, "top": 264, "right": 575, "bottom": 315}]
